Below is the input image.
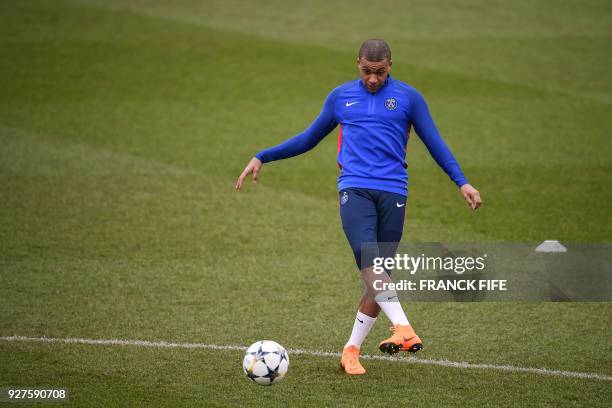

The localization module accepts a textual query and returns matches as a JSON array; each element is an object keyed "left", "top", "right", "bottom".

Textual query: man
[{"left": 236, "top": 39, "right": 482, "bottom": 375}]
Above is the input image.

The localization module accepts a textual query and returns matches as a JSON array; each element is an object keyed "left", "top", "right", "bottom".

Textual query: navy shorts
[{"left": 339, "top": 187, "right": 406, "bottom": 270}]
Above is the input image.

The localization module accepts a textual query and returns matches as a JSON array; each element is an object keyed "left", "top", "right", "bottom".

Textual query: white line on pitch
[{"left": 1, "top": 335, "right": 610, "bottom": 382}]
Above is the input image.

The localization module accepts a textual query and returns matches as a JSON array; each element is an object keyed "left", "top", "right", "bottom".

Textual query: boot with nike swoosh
[
  {"left": 341, "top": 345, "right": 366, "bottom": 375},
  {"left": 379, "top": 324, "right": 423, "bottom": 354}
]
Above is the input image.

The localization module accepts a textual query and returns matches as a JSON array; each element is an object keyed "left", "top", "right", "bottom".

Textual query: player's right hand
[{"left": 236, "top": 157, "right": 263, "bottom": 190}]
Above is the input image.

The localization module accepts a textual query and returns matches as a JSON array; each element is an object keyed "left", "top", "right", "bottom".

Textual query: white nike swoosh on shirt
[
  {"left": 345, "top": 101, "right": 359, "bottom": 107},
  {"left": 396, "top": 202, "right": 405, "bottom": 207}
]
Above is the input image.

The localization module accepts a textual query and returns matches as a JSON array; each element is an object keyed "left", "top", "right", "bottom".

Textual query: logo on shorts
[
  {"left": 341, "top": 191, "right": 349, "bottom": 205},
  {"left": 385, "top": 98, "right": 397, "bottom": 110}
]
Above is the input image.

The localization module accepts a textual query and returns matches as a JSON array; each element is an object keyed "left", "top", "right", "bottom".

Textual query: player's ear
[{"left": 388, "top": 59, "right": 393, "bottom": 68}]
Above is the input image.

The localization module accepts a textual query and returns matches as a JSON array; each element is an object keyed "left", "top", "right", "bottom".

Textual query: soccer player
[{"left": 236, "top": 39, "right": 482, "bottom": 375}]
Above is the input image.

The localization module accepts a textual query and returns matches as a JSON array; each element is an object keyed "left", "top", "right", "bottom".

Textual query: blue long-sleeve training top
[{"left": 255, "top": 75, "right": 468, "bottom": 196}]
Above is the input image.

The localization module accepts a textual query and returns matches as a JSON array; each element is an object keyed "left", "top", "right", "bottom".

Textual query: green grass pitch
[{"left": 1, "top": 0, "right": 611, "bottom": 406}]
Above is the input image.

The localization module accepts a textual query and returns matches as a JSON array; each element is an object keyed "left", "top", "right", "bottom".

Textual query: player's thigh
[
  {"left": 339, "top": 188, "right": 378, "bottom": 268},
  {"left": 375, "top": 190, "right": 406, "bottom": 245}
]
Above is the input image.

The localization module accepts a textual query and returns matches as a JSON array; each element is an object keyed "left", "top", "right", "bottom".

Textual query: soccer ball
[{"left": 242, "top": 340, "right": 289, "bottom": 386}]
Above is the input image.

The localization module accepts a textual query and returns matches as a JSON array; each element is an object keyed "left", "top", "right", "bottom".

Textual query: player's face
[{"left": 358, "top": 58, "right": 392, "bottom": 93}]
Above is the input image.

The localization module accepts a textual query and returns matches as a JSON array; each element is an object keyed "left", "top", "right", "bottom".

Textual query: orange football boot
[
  {"left": 340, "top": 345, "right": 366, "bottom": 375},
  {"left": 379, "top": 324, "right": 423, "bottom": 354}
]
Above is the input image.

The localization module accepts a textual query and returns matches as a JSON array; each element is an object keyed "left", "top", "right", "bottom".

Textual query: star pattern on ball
[{"left": 243, "top": 341, "right": 289, "bottom": 386}]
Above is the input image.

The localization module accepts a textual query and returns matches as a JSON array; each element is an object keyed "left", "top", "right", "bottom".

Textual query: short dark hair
[{"left": 358, "top": 39, "right": 391, "bottom": 62}]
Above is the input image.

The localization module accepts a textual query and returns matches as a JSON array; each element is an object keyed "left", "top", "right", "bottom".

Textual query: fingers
[
  {"left": 461, "top": 185, "right": 482, "bottom": 211},
  {"left": 236, "top": 158, "right": 263, "bottom": 190},
  {"left": 466, "top": 191, "right": 482, "bottom": 210},
  {"left": 252, "top": 166, "right": 259, "bottom": 183},
  {"left": 236, "top": 167, "right": 250, "bottom": 190},
  {"left": 464, "top": 194, "right": 471, "bottom": 209},
  {"left": 472, "top": 192, "right": 482, "bottom": 210},
  {"left": 464, "top": 192, "right": 474, "bottom": 210},
  {"left": 235, "top": 173, "right": 245, "bottom": 190}
]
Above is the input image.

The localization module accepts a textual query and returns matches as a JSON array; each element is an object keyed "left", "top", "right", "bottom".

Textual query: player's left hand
[{"left": 460, "top": 184, "right": 482, "bottom": 210}]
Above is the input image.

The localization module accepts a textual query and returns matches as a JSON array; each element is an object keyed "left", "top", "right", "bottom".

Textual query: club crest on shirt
[
  {"left": 385, "top": 98, "right": 397, "bottom": 110},
  {"left": 341, "top": 191, "right": 349, "bottom": 205}
]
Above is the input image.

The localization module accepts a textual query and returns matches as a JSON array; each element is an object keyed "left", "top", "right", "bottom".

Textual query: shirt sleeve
[
  {"left": 409, "top": 90, "right": 469, "bottom": 188},
  {"left": 255, "top": 90, "right": 338, "bottom": 163}
]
